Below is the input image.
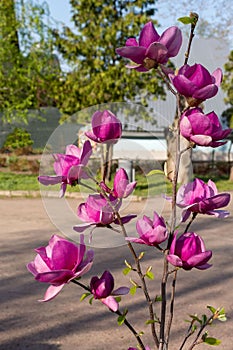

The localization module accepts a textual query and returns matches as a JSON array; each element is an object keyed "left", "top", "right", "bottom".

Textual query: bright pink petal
[
  {"left": 38, "top": 175, "right": 62, "bottom": 185},
  {"left": 212, "top": 68, "right": 223, "bottom": 87},
  {"left": 159, "top": 26, "right": 182, "bottom": 57},
  {"left": 138, "top": 21, "right": 160, "bottom": 47},
  {"left": 115, "top": 46, "right": 146, "bottom": 64},
  {"left": 39, "top": 284, "right": 65, "bottom": 302},
  {"left": 101, "top": 296, "right": 118, "bottom": 312}
]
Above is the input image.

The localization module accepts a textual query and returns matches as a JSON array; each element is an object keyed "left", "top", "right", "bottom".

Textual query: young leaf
[
  {"left": 178, "top": 16, "right": 194, "bottom": 25},
  {"left": 89, "top": 296, "right": 94, "bottom": 305},
  {"left": 145, "top": 319, "right": 159, "bottom": 325},
  {"left": 117, "top": 314, "right": 126, "bottom": 326},
  {"left": 207, "top": 305, "right": 217, "bottom": 314},
  {"left": 204, "top": 337, "right": 221, "bottom": 346},
  {"left": 80, "top": 292, "right": 91, "bottom": 302},
  {"left": 155, "top": 295, "right": 162, "bottom": 302},
  {"left": 145, "top": 270, "right": 154, "bottom": 280},
  {"left": 122, "top": 267, "right": 131, "bottom": 275},
  {"left": 130, "top": 285, "right": 137, "bottom": 296},
  {"left": 115, "top": 296, "right": 121, "bottom": 303}
]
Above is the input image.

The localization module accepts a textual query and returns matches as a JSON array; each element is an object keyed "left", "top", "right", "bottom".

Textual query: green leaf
[
  {"left": 117, "top": 314, "right": 126, "bottom": 326},
  {"left": 204, "top": 337, "right": 221, "bottom": 346},
  {"left": 207, "top": 305, "right": 217, "bottom": 314},
  {"left": 145, "top": 270, "right": 154, "bottom": 280},
  {"left": 155, "top": 295, "right": 162, "bottom": 302},
  {"left": 80, "top": 292, "right": 91, "bottom": 301},
  {"left": 145, "top": 319, "right": 159, "bottom": 325},
  {"left": 89, "top": 296, "right": 94, "bottom": 305},
  {"left": 130, "top": 285, "right": 137, "bottom": 296},
  {"left": 189, "top": 314, "right": 202, "bottom": 323},
  {"left": 147, "top": 169, "right": 164, "bottom": 177},
  {"left": 115, "top": 296, "right": 121, "bottom": 303},
  {"left": 122, "top": 267, "right": 131, "bottom": 275},
  {"left": 178, "top": 16, "right": 194, "bottom": 24}
]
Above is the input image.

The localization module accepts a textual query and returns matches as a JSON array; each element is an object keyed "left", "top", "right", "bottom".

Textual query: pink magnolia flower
[
  {"left": 85, "top": 110, "right": 122, "bottom": 144},
  {"left": 180, "top": 108, "right": 231, "bottom": 147},
  {"left": 177, "top": 178, "right": 230, "bottom": 222},
  {"left": 167, "top": 232, "right": 212, "bottom": 270},
  {"left": 38, "top": 140, "right": 92, "bottom": 197},
  {"left": 100, "top": 168, "right": 137, "bottom": 199},
  {"left": 27, "top": 234, "right": 94, "bottom": 302},
  {"left": 73, "top": 193, "right": 136, "bottom": 232},
  {"left": 169, "top": 63, "right": 222, "bottom": 106},
  {"left": 116, "top": 21, "right": 182, "bottom": 71},
  {"left": 126, "top": 212, "right": 168, "bottom": 246},
  {"left": 90, "top": 270, "right": 129, "bottom": 311}
]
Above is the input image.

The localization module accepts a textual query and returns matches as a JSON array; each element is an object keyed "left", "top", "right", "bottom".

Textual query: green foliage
[
  {"left": 0, "top": 0, "right": 62, "bottom": 122},
  {"left": 52, "top": 0, "right": 165, "bottom": 118},
  {"left": 222, "top": 50, "right": 233, "bottom": 127},
  {"left": 2, "top": 127, "right": 33, "bottom": 153},
  {"left": 203, "top": 337, "right": 221, "bottom": 346}
]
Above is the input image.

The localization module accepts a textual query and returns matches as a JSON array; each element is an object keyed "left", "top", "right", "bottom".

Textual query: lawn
[{"left": 0, "top": 172, "right": 233, "bottom": 196}]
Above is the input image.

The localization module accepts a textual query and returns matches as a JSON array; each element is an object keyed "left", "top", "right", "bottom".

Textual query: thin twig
[
  {"left": 165, "top": 270, "right": 178, "bottom": 345},
  {"left": 183, "top": 212, "right": 198, "bottom": 233},
  {"left": 184, "top": 13, "right": 199, "bottom": 65},
  {"left": 115, "top": 310, "right": 146, "bottom": 350}
]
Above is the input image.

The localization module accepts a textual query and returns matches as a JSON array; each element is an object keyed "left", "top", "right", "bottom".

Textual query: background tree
[
  {"left": 52, "top": 0, "right": 165, "bottom": 118},
  {"left": 222, "top": 50, "right": 233, "bottom": 128},
  {"left": 0, "top": 0, "right": 62, "bottom": 122}
]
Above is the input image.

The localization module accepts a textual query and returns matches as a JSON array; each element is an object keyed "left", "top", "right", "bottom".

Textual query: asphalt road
[{"left": 1, "top": 196, "right": 233, "bottom": 349}]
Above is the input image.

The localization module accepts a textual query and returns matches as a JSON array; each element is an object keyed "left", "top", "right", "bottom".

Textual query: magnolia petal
[
  {"left": 115, "top": 46, "right": 146, "bottom": 64},
  {"left": 212, "top": 68, "right": 223, "bottom": 87},
  {"left": 101, "top": 296, "right": 118, "bottom": 312},
  {"left": 159, "top": 26, "right": 182, "bottom": 57},
  {"left": 167, "top": 254, "right": 183, "bottom": 267},
  {"left": 193, "top": 84, "right": 218, "bottom": 100},
  {"left": 138, "top": 21, "right": 160, "bottom": 47},
  {"left": 39, "top": 284, "right": 65, "bottom": 302},
  {"left": 38, "top": 175, "right": 63, "bottom": 185},
  {"left": 112, "top": 287, "right": 130, "bottom": 296},
  {"left": 73, "top": 223, "right": 93, "bottom": 232}
]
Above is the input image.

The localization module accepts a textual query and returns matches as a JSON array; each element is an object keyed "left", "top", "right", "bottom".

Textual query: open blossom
[
  {"left": 85, "top": 110, "right": 122, "bottom": 144},
  {"left": 169, "top": 63, "right": 222, "bottom": 106},
  {"left": 167, "top": 232, "right": 212, "bottom": 270},
  {"left": 116, "top": 21, "right": 182, "bottom": 71},
  {"left": 177, "top": 178, "right": 230, "bottom": 222},
  {"left": 126, "top": 212, "right": 168, "bottom": 246},
  {"left": 90, "top": 270, "right": 129, "bottom": 311},
  {"left": 73, "top": 193, "right": 136, "bottom": 232},
  {"left": 27, "top": 234, "right": 94, "bottom": 302},
  {"left": 100, "top": 168, "right": 137, "bottom": 199},
  {"left": 180, "top": 108, "right": 231, "bottom": 147},
  {"left": 38, "top": 140, "right": 92, "bottom": 197}
]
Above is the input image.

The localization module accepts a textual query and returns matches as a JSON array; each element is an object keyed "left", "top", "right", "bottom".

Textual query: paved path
[{"left": 0, "top": 197, "right": 233, "bottom": 349}]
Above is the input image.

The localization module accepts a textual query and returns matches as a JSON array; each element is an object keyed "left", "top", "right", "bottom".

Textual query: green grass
[{"left": 0, "top": 172, "right": 232, "bottom": 195}]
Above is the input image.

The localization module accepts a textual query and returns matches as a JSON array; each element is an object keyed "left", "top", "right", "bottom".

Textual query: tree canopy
[
  {"left": 52, "top": 0, "right": 165, "bottom": 119},
  {"left": 0, "top": 0, "right": 62, "bottom": 122}
]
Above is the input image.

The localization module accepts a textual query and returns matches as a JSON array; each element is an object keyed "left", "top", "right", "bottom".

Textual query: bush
[{"left": 1, "top": 127, "right": 34, "bottom": 155}]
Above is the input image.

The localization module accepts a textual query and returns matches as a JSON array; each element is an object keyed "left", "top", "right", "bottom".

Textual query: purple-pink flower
[
  {"left": 73, "top": 193, "right": 136, "bottom": 232},
  {"left": 180, "top": 108, "right": 231, "bottom": 147},
  {"left": 38, "top": 140, "right": 92, "bottom": 197},
  {"left": 126, "top": 212, "right": 168, "bottom": 246},
  {"left": 100, "top": 168, "right": 137, "bottom": 199},
  {"left": 167, "top": 232, "right": 212, "bottom": 270},
  {"left": 177, "top": 178, "right": 230, "bottom": 222},
  {"left": 85, "top": 110, "right": 122, "bottom": 144},
  {"left": 27, "top": 234, "right": 94, "bottom": 302},
  {"left": 116, "top": 21, "right": 182, "bottom": 71},
  {"left": 169, "top": 63, "right": 222, "bottom": 106},
  {"left": 90, "top": 270, "right": 129, "bottom": 311}
]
